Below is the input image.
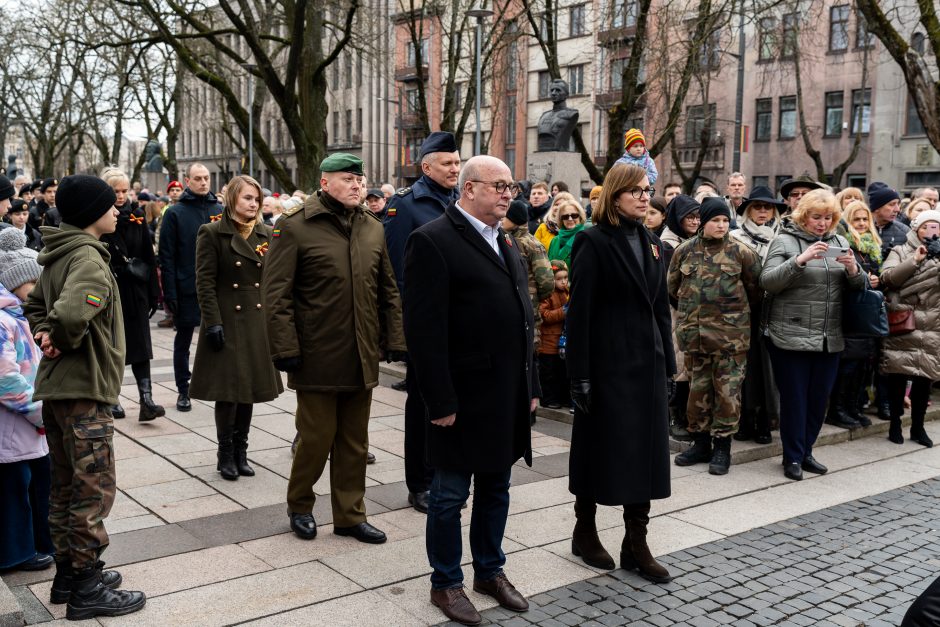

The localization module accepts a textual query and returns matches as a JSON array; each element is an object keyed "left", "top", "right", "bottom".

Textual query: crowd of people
[{"left": 0, "top": 125, "right": 937, "bottom": 625}]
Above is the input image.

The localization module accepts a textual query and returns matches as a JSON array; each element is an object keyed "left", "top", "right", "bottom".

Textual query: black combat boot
[
  {"left": 675, "top": 432, "right": 711, "bottom": 466},
  {"left": 733, "top": 411, "right": 754, "bottom": 442},
  {"left": 50, "top": 560, "right": 123, "bottom": 604},
  {"left": 888, "top": 416, "right": 904, "bottom": 445},
  {"left": 232, "top": 404, "right": 255, "bottom": 477},
  {"left": 825, "top": 377, "right": 860, "bottom": 430},
  {"left": 754, "top": 407, "right": 772, "bottom": 444},
  {"left": 621, "top": 503, "right": 671, "bottom": 583},
  {"left": 215, "top": 404, "right": 238, "bottom": 481},
  {"left": 708, "top": 436, "right": 731, "bottom": 475},
  {"left": 571, "top": 498, "right": 615, "bottom": 569},
  {"left": 111, "top": 403, "right": 125, "bottom": 419},
  {"left": 137, "top": 378, "right": 165, "bottom": 422},
  {"left": 66, "top": 566, "right": 146, "bottom": 620},
  {"left": 669, "top": 405, "right": 692, "bottom": 442},
  {"left": 911, "top": 410, "right": 934, "bottom": 449},
  {"left": 845, "top": 367, "right": 871, "bottom": 427}
]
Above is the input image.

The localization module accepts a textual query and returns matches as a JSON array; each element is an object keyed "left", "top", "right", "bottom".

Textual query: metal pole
[
  {"left": 474, "top": 16, "right": 483, "bottom": 155},
  {"left": 247, "top": 73, "right": 255, "bottom": 178},
  {"left": 398, "top": 86, "right": 404, "bottom": 187},
  {"left": 731, "top": 0, "right": 745, "bottom": 172}
]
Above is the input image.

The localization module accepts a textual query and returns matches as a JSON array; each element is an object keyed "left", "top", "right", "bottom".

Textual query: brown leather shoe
[
  {"left": 430, "top": 586, "right": 481, "bottom": 625},
  {"left": 472, "top": 573, "right": 529, "bottom": 612}
]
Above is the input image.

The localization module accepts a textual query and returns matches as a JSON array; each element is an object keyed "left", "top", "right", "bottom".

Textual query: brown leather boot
[
  {"left": 571, "top": 498, "right": 615, "bottom": 569},
  {"left": 621, "top": 502, "right": 672, "bottom": 583}
]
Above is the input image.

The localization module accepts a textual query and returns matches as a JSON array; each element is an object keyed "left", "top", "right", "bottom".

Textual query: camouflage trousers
[
  {"left": 684, "top": 352, "right": 747, "bottom": 437},
  {"left": 43, "top": 399, "right": 116, "bottom": 570}
]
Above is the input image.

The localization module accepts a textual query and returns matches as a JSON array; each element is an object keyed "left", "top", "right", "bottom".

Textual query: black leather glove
[
  {"left": 206, "top": 325, "right": 225, "bottom": 351},
  {"left": 570, "top": 379, "right": 591, "bottom": 415},
  {"left": 385, "top": 350, "right": 408, "bottom": 364},
  {"left": 926, "top": 236, "right": 940, "bottom": 260},
  {"left": 666, "top": 378, "right": 677, "bottom": 403},
  {"left": 148, "top": 305, "right": 158, "bottom": 319},
  {"left": 273, "top": 356, "right": 302, "bottom": 373},
  {"left": 165, "top": 299, "right": 178, "bottom": 316}
]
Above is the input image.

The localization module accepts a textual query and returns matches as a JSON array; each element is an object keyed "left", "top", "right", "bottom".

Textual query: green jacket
[
  {"left": 667, "top": 233, "right": 761, "bottom": 354},
  {"left": 25, "top": 224, "right": 125, "bottom": 404}
]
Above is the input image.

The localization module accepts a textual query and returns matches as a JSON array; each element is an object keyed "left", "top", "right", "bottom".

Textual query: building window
[
  {"left": 779, "top": 95, "right": 796, "bottom": 138},
  {"left": 344, "top": 53, "right": 352, "bottom": 89},
  {"left": 505, "top": 148, "right": 516, "bottom": 173},
  {"left": 755, "top": 98, "right": 772, "bottom": 141},
  {"left": 568, "top": 65, "right": 585, "bottom": 95},
  {"left": 331, "top": 63, "right": 340, "bottom": 90},
  {"left": 699, "top": 28, "right": 721, "bottom": 69},
  {"left": 610, "top": 58, "right": 625, "bottom": 90},
  {"left": 782, "top": 13, "right": 799, "bottom": 58},
  {"left": 684, "top": 103, "right": 717, "bottom": 145},
  {"left": 829, "top": 5, "right": 849, "bottom": 52},
  {"left": 850, "top": 88, "right": 871, "bottom": 134},
  {"left": 404, "top": 136, "right": 422, "bottom": 165},
  {"left": 824, "top": 91, "right": 844, "bottom": 137},
  {"left": 752, "top": 175, "right": 769, "bottom": 189},
  {"left": 406, "top": 39, "right": 429, "bottom": 67},
  {"left": 856, "top": 14, "right": 874, "bottom": 48},
  {"left": 344, "top": 110, "right": 352, "bottom": 140},
  {"left": 611, "top": 0, "right": 637, "bottom": 29},
  {"left": 505, "top": 95, "right": 516, "bottom": 144},
  {"left": 332, "top": 111, "right": 339, "bottom": 141},
  {"left": 357, "top": 107, "right": 363, "bottom": 135},
  {"left": 454, "top": 82, "right": 464, "bottom": 106},
  {"left": 357, "top": 53, "right": 363, "bottom": 87},
  {"left": 539, "top": 12, "right": 557, "bottom": 40},
  {"left": 506, "top": 42, "right": 518, "bottom": 90},
  {"left": 405, "top": 88, "right": 421, "bottom": 113},
  {"left": 758, "top": 17, "right": 777, "bottom": 61},
  {"left": 907, "top": 93, "right": 926, "bottom": 135},
  {"left": 775, "top": 175, "right": 791, "bottom": 192},
  {"left": 538, "top": 71, "right": 552, "bottom": 99},
  {"left": 912, "top": 32, "right": 926, "bottom": 54},
  {"left": 570, "top": 4, "right": 586, "bottom": 37}
]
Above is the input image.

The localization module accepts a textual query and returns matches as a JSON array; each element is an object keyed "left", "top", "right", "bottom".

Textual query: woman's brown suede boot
[
  {"left": 621, "top": 502, "right": 672, "bottom": 583},
  {"left": 571, "top": 498, "right": 615, "bottom": 569}
]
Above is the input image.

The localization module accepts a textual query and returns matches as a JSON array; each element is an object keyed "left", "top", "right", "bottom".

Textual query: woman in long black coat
[
  {"left": 100, "top": 167, "right": 164, "bottom": 422},
  {"left": 190, "top": 175, "right": 283, "bottom": 481},
  {"left": 566, "top": 163, "right": 675, "bottom": 582}
]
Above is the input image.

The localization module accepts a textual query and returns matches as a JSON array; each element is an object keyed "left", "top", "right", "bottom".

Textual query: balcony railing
[
  {"left": 395, "top": 113, "right": 426, "bottom": 130},
  {"left": 394, "top": 64, "right": 429, "bottom": 82},
  {"left": 598, "top": 23, "right": 637, "bottom": 47}
]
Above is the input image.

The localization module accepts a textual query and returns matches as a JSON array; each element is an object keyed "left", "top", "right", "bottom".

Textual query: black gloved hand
[
  {"left": 385, "top": 350, "right": 408, "bottom": 364},
  {"left": 148, "top": 305, "right": 158, "bottom": 319},
  {"left": 926, "top": 236, "right": 940, "bottom": 260},
  {"left": 206, "top": 325, "right": 225, "bottom": 351},
  {"left": 165, "top": 299, "right": 178, "bottom": 316},
  {"left": 273, "top": 356, "right": 302, "bottom": 373},
  {"left": 666, "top": 378, "right": 677, "bottom": 403},
  {"left": 570, "top": 379, "right": 591, "bottom": 415}
]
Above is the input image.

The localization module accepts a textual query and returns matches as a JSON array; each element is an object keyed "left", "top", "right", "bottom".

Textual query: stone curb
[{"left": 0, "top": 575, "right": 24, "bottom": 627}]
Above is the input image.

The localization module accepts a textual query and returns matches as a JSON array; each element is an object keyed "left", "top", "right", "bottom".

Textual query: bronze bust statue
[{"left": 536, "top": 79, "right": 579, "bottom": 152}]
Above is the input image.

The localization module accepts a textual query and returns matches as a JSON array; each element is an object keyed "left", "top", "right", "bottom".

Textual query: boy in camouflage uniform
[
  {"left": 667, "top": 197, "right": 762, "bottom": 475},
  {"left": 25, "top": 175, "right": 146, "bottom": 620}
]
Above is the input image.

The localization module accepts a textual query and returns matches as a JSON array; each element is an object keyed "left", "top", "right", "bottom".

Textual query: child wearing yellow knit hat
[{"left": 615, "top": 128, "right": 658, "bottom": 184}]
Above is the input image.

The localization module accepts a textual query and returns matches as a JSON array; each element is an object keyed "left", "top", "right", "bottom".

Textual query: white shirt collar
[{"left": 455, "top": 201, "right": 501, "bottom": 253}]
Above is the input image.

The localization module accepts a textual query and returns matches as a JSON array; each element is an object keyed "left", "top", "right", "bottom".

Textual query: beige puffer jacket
[{"left": 880, "top": 230, "right": 940, "bottom": 380}]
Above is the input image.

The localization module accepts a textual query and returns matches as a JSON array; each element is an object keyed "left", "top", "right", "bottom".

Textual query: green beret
[{"left": 320, "top": 153, "right": 364, "bottom": 175}]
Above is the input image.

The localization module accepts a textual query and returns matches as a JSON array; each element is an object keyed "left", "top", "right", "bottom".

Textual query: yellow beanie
[{"left": 623, "top": 128, "right": 646, "bottom": 150}]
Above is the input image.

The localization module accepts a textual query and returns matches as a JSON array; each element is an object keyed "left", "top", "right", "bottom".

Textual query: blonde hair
[
  {"left": 531, "top": 181, "right": 549, "bottom": 193},
  {"left": 792, "top": 189, "right": 842, "bottom": 235},
  {"left": 593, "top": 163, "right": 647, "bottom": 228},
  {"left": 99, "top": 166, "right": 130, "bottom": 189},
  {"left": 223, "top": 175, "right": 264, "bottom": 225},
  {"left": 835, "top": 187, "right": 864, "bottom": 209},
  {"left": 907, "top": 197, "right": 932, "bottom": 220},
  {"left": 554, "top": 198, "right": 587, "bottom": 225},
  {"left": 843, "top": 200, "right": 881, "bottom": 248}
]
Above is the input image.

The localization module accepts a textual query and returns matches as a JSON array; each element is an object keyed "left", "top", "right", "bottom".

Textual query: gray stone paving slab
[
  {"left": 441, "top": 477, "right": 940, "bottom": 627},
  {"left": 176, "top": 502, "right": 291, "bottom": 547}
]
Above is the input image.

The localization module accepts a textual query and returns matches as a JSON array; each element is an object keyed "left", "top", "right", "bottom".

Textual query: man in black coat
[
  {"left": 157, "top": 163, "right": 223, "bottom": 411},
  {"left": 404, "top": 155, "right": 538, "bottom": 626}
]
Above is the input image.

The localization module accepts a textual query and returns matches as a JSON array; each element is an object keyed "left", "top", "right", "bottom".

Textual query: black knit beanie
[
  {"left": 0, "top": 175, "right": 13, "bottom": 202},
  {"left": 506, "top": 199, "right": 529, "bottom": 227},
  {"left": 699, "top": 196, "right": 733, "bottom": 229},
  {"left": 55, "top": 175, "right": 117, "bottom": 229}
]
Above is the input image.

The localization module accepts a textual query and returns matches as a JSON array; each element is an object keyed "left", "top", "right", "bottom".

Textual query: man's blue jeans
[{"left": 426, "top": 468, "right": 511, "bottom": 590}]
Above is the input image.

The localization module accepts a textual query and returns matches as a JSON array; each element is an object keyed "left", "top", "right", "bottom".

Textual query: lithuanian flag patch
[
  {"left": 86, "top": 294, "right": 102, "bottom": 307},
  {"left": 387, "top": 207, "right": 397, "bottom": 217},
  {"left": 273, "top": 228, "right": 281, "bottom": 238}
]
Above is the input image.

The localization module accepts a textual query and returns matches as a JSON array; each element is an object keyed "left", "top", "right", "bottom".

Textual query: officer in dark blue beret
[{"left": 383, "top": 130, "right": 461, "bottom": 513}]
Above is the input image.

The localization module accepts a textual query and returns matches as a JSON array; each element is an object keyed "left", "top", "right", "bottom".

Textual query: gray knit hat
[{"left": 0, "top": 229, "right": 41, "bottom": 291}]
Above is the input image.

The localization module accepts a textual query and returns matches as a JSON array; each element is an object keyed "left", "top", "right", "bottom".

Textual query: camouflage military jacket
[
  {"left": 506, "top": 224, "right": 554, "bottom": 348},
  {"left": 667, "top": 234, "right": 762, "bottom": 355}
]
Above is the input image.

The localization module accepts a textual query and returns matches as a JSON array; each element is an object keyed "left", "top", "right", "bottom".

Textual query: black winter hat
[
  {"left": 18, "top": 183, "right": 32, "bottom": 198},
  {"left": 0, "top": 175, "right": 13, "bottom": 202},
  {"left": 699, "top": 196, "right": 733, "bottom": 228},
  {"left": 506, "top": 199, "right": 529, "bottom": 227},
  {"left": 664, "top": 194, "right": 700, "bottom": 236},
  {"left": 867, "top": 181, "right": 900, "bottom": 211},
  {"left": 55, "top": 175, "right": 117, "bottom": 229},
  {"left": 40, "top": 177, "right": 58, "bottom": 193}
]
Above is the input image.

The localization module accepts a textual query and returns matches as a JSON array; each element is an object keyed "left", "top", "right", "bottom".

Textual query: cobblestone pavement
[{"left": 439, "top": 478, "right": 940, "bottom": 626}]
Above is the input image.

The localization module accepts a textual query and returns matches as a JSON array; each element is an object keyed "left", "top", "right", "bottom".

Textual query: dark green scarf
[{"left": 547, "top": 223, "right": 585, "bottom": 267}]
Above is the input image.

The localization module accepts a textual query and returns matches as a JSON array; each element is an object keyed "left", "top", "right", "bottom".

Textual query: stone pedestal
[{"left": 526, "top": 152, "right": 583, "bottom": 197}]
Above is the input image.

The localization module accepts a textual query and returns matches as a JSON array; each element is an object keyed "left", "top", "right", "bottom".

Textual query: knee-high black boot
[
  {"left": 215, "top": 403, "right": 238, "bottom": 480},
  {"left": 232, "top": 404, "right": 255, "bottom": 476}
]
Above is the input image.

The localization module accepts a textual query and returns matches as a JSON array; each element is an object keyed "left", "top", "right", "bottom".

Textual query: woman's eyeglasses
[
  {"left": 627, "top": 187, "right": 655, "bottom": 200},
  {"left": 560, "top": 214, "right": 580, "bottom": 221}
]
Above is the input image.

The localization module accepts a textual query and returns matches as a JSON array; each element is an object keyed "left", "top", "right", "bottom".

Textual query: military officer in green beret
[{"left": 263, "top": 153, "right": 406, "bottom": 543}]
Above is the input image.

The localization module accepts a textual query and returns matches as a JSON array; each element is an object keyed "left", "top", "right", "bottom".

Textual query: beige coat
[{"left": 880, "top": 230, "right": 940, "bottom": 381}]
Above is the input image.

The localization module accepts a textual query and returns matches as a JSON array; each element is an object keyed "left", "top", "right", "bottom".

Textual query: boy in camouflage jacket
[{"left": 667, "top": 197, "right": 761, "bottom": 475}]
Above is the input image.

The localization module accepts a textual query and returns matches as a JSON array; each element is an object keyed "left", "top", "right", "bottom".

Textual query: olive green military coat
[
  {"left": 262, "top": 191, "right": 405, "bottom": 392},
  {"left": 190, "top": 215, "right": 284, "bottom": 403}
]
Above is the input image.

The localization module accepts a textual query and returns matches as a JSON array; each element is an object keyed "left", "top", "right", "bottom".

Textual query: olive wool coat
[
  {"left": 880, "top": 230, "right": 940, "bottom": 381},
  {"left": 189, "top": 215, "right": 283, "bottom": 403},
  {"left": 566, "top": 221, "right": 675, "bottom": 505}
]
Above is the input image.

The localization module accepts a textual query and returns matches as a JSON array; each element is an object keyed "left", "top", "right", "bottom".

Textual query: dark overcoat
[
  {"left": 189, "top": 215, "right": 283, "bottom": 403},
  {"left": 101, "top": 202, "right": 159, "bottom": 365},
  {"left": 157, "top": 189, "right": 223, "bottom": 327},
  {"left": 403, "top": 202, "right": 539, "bottom": 473},
  {"left": 566, "top": 221, "right": 676, "bottom": 505},
  {"left": 262, "top": 191, "right": 406, "bottom": 392}
]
